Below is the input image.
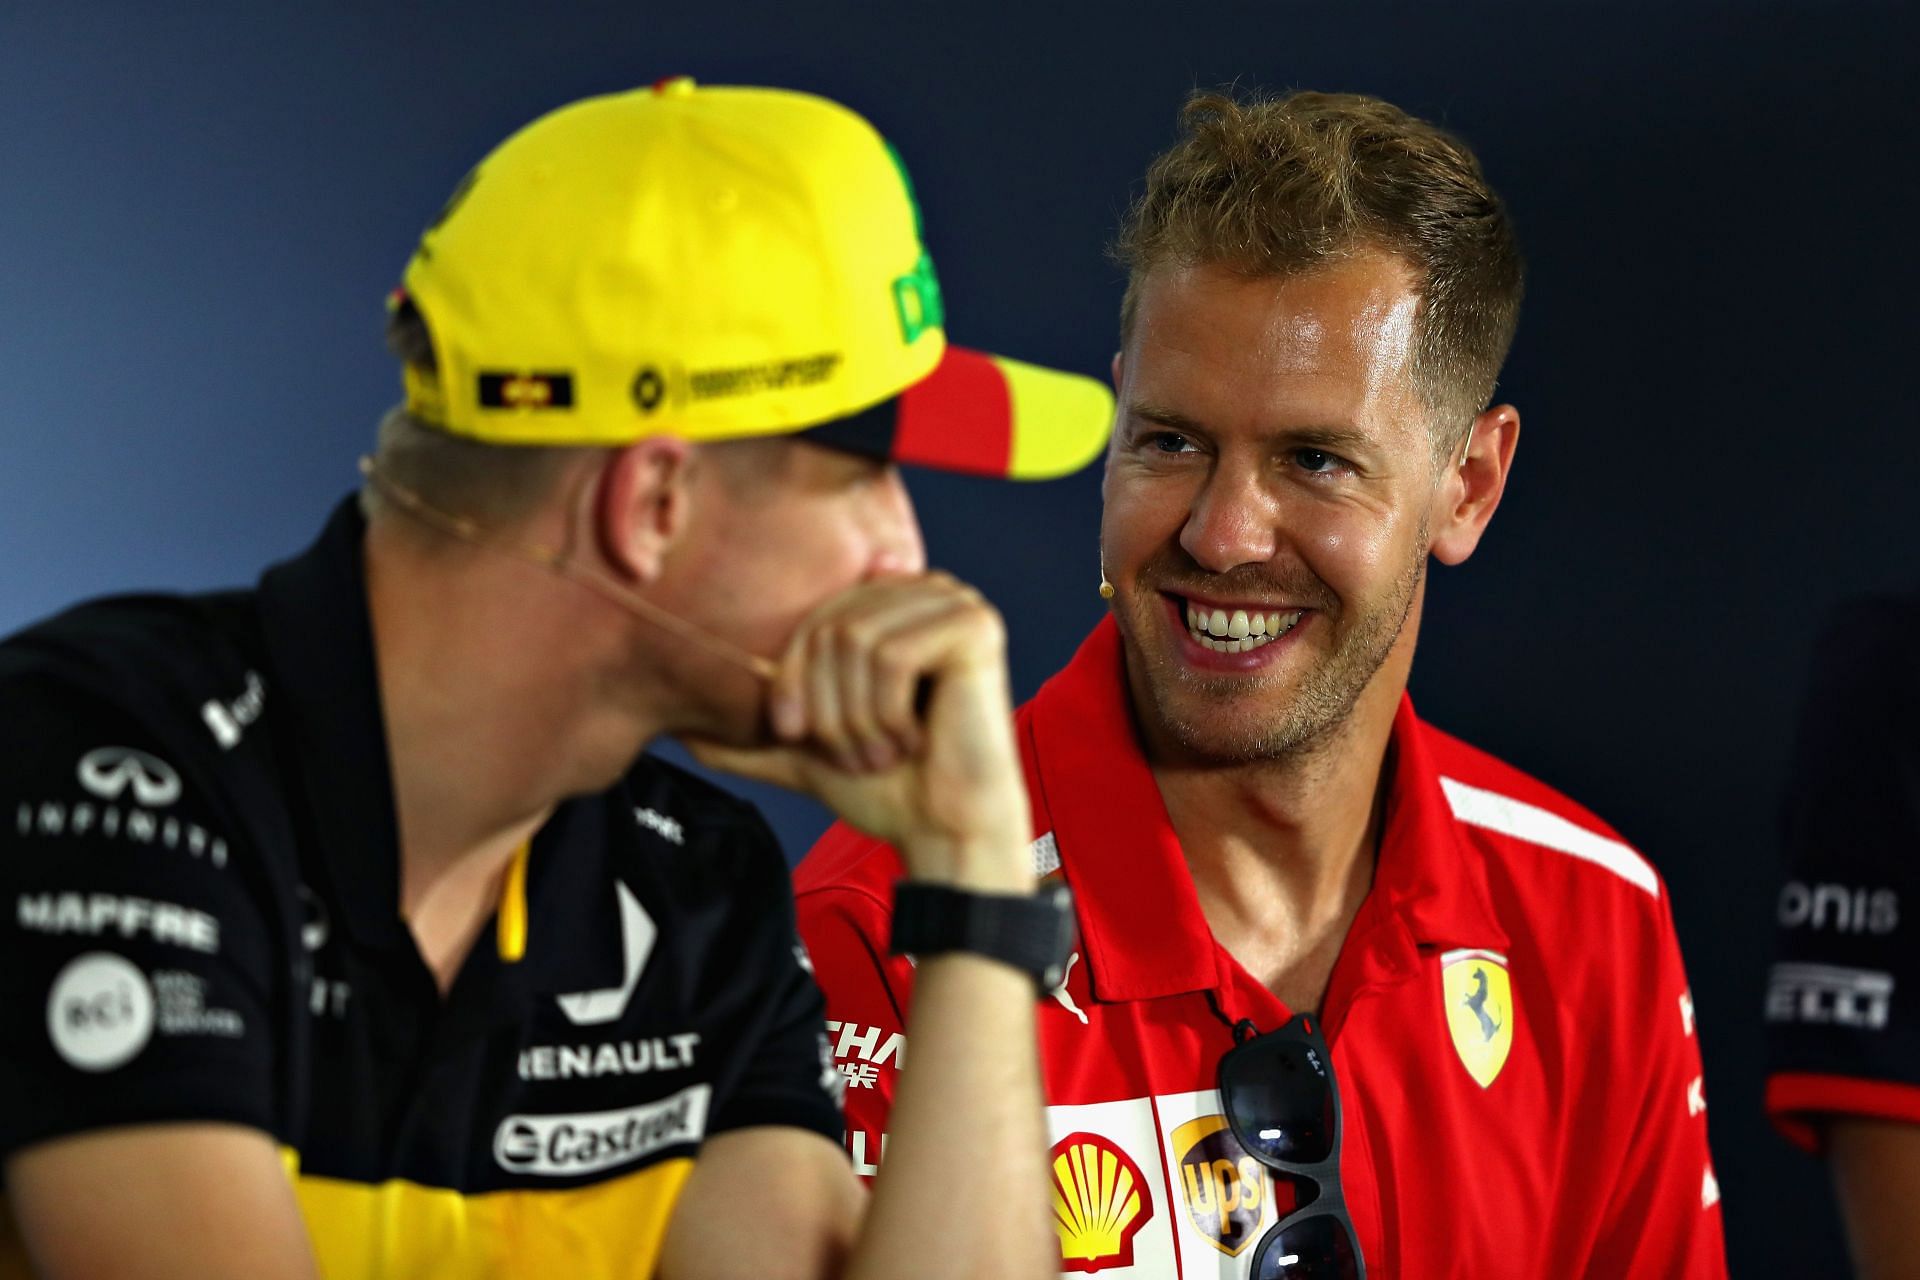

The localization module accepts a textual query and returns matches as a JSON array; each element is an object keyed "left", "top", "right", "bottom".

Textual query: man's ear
[
  {"left": 595, "top": 436, "right": 696, "bottom": 584},
  {"left": 1430, "top": 403, "right": 1520, "bottom": 567}
]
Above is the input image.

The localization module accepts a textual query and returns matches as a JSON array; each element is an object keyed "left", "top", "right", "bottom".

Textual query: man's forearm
[
  {"left": 1830, "top": 1117, "right": 1920, "bottom": 1279},
  {"left": 6, "top": 1125, "right": 319, "bottom": 1280},
  {"left": 712, "top": 580, "right": 1054, "bottom": 1279},
  {"left": 844, "top": 949, "right": 1053, "bottom": 1280}
]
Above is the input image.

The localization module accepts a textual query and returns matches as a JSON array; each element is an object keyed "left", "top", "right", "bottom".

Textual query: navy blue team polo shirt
[{"left": 0, "top": 498, "right": 842, "bottom": 1277}]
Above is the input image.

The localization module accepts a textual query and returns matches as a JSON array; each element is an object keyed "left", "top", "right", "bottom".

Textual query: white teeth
[{"left": 1183, "top": 600, "right": 1307, "bottom": 653}]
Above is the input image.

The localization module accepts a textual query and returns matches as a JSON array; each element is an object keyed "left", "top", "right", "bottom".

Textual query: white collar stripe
[{"left": 1438, "top": 777, "right": 1659, "bottom": 899}]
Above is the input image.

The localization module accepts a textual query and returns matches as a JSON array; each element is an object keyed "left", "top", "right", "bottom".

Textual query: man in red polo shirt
[{"left": 795, "top": 88, "right": 1725, "bottom": 1277}]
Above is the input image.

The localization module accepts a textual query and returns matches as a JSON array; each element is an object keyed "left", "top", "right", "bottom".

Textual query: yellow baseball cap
[{"left": 395, "top": 77, "right": 1112, "bottom": 480}]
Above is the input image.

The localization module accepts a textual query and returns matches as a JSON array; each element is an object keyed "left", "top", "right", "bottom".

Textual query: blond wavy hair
[{"left": 1114, "top": 90, "right": 1524, "bottom": 453}]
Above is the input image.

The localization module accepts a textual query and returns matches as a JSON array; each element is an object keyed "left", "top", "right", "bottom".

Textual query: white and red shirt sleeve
[
  {"left": 1574, "top": 861, "right": 1723, "bottom": 1274},
  {"left": 1422, "top": 741, "right": 1726, "bottom": 1277},
  {"left": 1765, "top": 595, "right": 1920, "bottom": 1150}
]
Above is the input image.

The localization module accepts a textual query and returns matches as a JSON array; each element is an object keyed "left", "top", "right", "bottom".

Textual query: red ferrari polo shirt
[{"left": 796, "top": 619, "right": 1726, "bottom": 1278}]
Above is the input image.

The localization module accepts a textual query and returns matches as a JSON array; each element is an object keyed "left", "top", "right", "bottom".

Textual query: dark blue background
[{"left": 5, "top": 3, "right": 1915, "bottom": 1271}]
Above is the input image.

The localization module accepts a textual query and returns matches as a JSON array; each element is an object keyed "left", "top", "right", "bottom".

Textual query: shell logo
[{"left": 1050, "top": 1131, "right": 1154, "bottom": 1273}]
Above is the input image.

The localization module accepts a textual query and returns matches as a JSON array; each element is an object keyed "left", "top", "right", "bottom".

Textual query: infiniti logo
[{"left": 77, "top": 748, "right": 181, "bottom": 808}]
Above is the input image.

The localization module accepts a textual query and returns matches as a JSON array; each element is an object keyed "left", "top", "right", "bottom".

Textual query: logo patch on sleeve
[
  {"left": 1442, "top": 949, "right": 1515, "bottom": 1088},
  {"left": 47, "top": 951, "right": 155, "bottom": 1071}
]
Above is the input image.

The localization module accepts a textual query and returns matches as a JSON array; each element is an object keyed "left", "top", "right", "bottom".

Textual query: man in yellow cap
[{"left": 0, "top": 79, "right": 1111, "bottom": 1278}]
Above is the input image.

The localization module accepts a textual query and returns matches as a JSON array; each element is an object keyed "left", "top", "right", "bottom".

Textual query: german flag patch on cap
[{"left": 478, "top": 371, "right": 576, "bottom": 410}]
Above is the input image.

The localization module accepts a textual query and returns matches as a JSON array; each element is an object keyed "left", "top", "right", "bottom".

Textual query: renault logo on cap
[{"left": 632, "top": 367, "right": 666, "bottom": 413}]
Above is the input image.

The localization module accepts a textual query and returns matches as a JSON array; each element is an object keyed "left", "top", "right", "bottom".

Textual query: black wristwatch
[{"left": 890, "top": 880, "right": 1076, "bottom": 993}]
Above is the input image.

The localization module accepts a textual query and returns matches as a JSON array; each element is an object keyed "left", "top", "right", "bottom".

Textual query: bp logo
[
  {"left": 1442, "top": 948, "right": 1515, "bottom": 1088},
  {"left": 1050, "top": 1131, "right": 1152, "bottom": 1273},
  {"left": 1170, "top": 1114, "right": 1267, "bottom": 1257}
]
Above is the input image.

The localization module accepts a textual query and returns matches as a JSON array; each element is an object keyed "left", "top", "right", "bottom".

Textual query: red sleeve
[
  {"left": 1766, "top": 1074, "right": 1920, "bottom": 1154},
  {"left": 1583, "top": 892, "right": 1728, "bottom": 1277},
  {"left": 795, "top": 879, "right": 914, "bottom": 1185}
]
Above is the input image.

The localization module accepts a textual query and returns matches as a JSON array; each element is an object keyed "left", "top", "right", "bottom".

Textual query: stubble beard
[{"left": 1123, "top": 539, "right": 1427, "bottom": 767}]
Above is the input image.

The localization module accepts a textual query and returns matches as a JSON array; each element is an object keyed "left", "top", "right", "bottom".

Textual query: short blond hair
[
  {"left": 1114, "top": 90, "right": 1524, "bottom": 451},
  {"left": 361, "top": 297, "right": 598, "bottom": 529}
]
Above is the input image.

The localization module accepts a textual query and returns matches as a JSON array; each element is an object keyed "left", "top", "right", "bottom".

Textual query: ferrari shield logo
[{"left": 1441, "top": 949, "right": 1514, "bottom": 1088}]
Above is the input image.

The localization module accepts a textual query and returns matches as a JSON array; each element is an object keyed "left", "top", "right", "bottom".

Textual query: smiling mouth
[{"left": 1181, "top": 599, "right": 1306, "bottom": 654}]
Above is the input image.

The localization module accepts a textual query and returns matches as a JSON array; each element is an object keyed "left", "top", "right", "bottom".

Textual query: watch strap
[{"left": 889, "top": 880, "right": 1075, "bottom": 993}]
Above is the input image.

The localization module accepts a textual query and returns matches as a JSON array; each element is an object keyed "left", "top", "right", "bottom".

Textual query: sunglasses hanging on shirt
[{"left": 1217, "top": 1012, "right": 1367, "bottom": 1280}]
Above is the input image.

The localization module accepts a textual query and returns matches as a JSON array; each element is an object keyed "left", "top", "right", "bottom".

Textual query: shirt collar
[
  {"left": 1371, "top": 697, "right": 1509, "bottom": 957},
  {"left": 254, "top": 497, "right": 621, "bottom": 989},
  {"left": 1024, "top": 616, "right": 1507, "bottom": 1005},
  {"left": 257, "top": 497, "right": 408, "bottom": 951}
]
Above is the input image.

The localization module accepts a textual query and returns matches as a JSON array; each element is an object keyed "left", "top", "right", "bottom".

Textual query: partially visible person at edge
[
  {"left": 0, "top": 79, "right": 1111, "bottom": 1280},
  {"left": 1765, "top": 591, "right": 1920, "bottom": 1279},
  {"left": 795, "top": 89, "right": 1727, "bottom": 1278}
]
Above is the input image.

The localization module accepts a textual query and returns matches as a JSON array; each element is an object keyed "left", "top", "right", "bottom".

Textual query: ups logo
[{"left": 1170, "top": 1115, "right": 1269, "bottom": 1257}]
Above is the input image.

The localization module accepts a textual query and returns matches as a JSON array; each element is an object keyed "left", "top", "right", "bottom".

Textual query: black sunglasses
[{"left": 1217, "top": 1013, "right": 1367, "bottom": 1279}]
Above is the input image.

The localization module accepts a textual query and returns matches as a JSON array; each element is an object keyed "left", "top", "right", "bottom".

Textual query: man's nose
[{"left": 1178, "top": 466, "right": 1278, "bottom": 574}]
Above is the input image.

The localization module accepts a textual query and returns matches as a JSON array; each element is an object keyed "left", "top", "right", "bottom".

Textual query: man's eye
[
  {"left": 1150, "top": 431, "right": 1195, "bottom": 454},
  {"left": 1294, "top": 448, "right": 1341, "bottom": 474}
]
